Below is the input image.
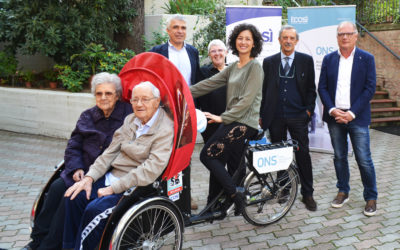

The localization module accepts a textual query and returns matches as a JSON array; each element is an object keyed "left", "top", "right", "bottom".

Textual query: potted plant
[
  {"left": 21, "top": 70, "right": 35, "bottom": 88},
  {"left": 43, "top": 70, "right": 58, "bottom": 89}
]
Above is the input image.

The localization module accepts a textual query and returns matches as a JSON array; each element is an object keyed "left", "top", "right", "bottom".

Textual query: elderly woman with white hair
[{"left": 24, "top": 72, "right": 132, "bottom": 250}]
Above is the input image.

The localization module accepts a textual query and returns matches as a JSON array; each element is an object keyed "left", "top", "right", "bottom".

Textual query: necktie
[{"left": 283, "top": 57, "right": 290, "bottom": 76}]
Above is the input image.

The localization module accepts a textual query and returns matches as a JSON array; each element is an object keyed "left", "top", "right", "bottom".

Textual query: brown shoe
[
  {"left": 364, "top": 200, "right": 377, "bottom": 216},
  {"left": 191, "top": 198, "right": 198, "bottom": 210},
  {"left": 331, "top": 192, "right": 349, "bottom": 208},
  {"left": 302, "top": 196, "right": 317, "bottom": 211}
]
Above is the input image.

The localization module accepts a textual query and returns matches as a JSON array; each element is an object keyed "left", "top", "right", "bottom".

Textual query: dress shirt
[
  {"left": 329, "top": 47, "right": 356, "bottom": 119},
  {"left": 105, "top": 108, "right": 161, "bottom": 186},
  {"left": 168, "top": 41, "right": 192, "bottom": 86},
  {"left": 281, "top": 51, "right": 295, "bottom": 68}
]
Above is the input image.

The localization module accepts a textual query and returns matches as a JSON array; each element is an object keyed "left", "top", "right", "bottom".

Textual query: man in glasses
[
  {"left": 260, "top": 25, "right": 317, "bottom": 211},
  {"left": 318, "top": 21, "right": 378, "bottom": 216}
]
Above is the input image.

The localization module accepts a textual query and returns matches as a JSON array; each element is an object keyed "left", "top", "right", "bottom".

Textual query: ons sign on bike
[{"left": 252, "top": 147, "right": 293, "bottom": 174}]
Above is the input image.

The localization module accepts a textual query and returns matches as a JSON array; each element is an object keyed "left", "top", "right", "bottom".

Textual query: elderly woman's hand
[
  {"left": 98, "top": 186, "right": 114, "bottom": 198},
  {"left": 65, "top": 176, "right": 93, "bottom": 200},
  {"left": 73, "top": 169, "right": 85, "bottom": 182},
  {"left": 204, "top": 112, "right": 222, "bottom": 124}
]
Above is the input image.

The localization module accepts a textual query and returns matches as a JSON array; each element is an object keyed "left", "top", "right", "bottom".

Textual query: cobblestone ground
[{"left": 0, "top": 129, "right": 399, "bottom": 249}]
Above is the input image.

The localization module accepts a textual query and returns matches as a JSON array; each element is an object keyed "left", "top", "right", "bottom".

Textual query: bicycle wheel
[
  {"left": 111, "top": 199, "right": 183, "bottom": 250},
  {"left": 242, "top": 164, "right": 298, "bottom": 226}
]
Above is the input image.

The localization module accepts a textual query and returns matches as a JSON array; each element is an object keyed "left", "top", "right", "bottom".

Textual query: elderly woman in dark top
[
  {"left": 24, "top": 72, "right": 132, "bottom": 250},
  {"left": 190, "top": 24, "right": 264, "bottom": 215}
]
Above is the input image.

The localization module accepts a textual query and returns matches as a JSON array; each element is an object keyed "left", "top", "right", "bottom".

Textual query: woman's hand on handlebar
[{"left": 204, "top": 112, "right": 222, "bottom": 124}]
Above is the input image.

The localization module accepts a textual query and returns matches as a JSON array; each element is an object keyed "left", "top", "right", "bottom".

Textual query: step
[
  {"left": 371, "top": 116, "right": 400, "bottom": 127},
  {"left": 371, "top": 107, "right": 400, "bottom": 118},
  {"left": 370, "top": 99, "right": 397, "bottom": 108},
  {"left": 373, "top": 90, "right": 389, "bottom": 99}
]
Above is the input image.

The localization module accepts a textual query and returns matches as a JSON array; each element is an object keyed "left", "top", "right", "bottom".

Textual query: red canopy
[{"left": 119, "top": 52, "right": 197, "bottom": 180}]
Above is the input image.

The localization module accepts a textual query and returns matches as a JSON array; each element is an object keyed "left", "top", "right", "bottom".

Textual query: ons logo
[{"left": 291, "top": 16, "right": 309, "bottom": 24}]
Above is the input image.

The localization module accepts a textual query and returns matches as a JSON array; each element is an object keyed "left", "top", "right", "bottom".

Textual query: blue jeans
[{"left": 327, "top": 122, "right": 378, "bottom": 201}]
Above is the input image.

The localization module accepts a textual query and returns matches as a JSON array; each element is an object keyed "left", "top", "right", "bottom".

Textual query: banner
[
  {"left": 226, "top": 6, "right": 282, "bottom": 64},
  {"left": 288, "top": 5, "right": 355, "bottom": 153}
]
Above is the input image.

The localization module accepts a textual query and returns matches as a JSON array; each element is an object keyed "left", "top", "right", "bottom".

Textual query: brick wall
[{"left": 357, "top": 29, "right": 400, "bottom": 103}]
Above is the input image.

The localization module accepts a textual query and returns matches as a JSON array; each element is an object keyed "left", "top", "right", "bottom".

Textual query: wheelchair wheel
[
  {"left": 110, "top": 198, "right": 183, "bottom": 250},
  {"left": 242, "top": 163, "right": 298, "bottom": 226}
]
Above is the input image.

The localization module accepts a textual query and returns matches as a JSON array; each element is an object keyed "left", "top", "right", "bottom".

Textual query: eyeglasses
[
  {"left": 337, "top": 32, "right": 356, "bottom": 38},
  {"left": 95, "top": 91, "right": 115, "bottom": 98},
  {"left": 209, "top": 49, "right": 225, "bottom": 55},
  {"left": 130, "top": 97, "right": 157, "bottom": 105}
]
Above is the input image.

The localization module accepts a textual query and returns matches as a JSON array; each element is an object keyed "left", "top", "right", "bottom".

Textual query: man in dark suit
[
  {"left": 318, "top": 21, "right": 378, "bottom": 216},
  {"left": 260, "top": 25, "right": 317, "bottom": 211},
  {"left": 150, "top": 14, "right": 201, "bottom": 86},
  {"left": 150, "top": 14, "right": 201, "bottom": 210}
]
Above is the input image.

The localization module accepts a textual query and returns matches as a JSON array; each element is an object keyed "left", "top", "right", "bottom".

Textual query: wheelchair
[{"left": 30, "top": 52, "right": 299, "bottom": 249}]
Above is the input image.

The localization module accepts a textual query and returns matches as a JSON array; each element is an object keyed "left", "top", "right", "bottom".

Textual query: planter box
[{"left": 0, "top": 87, "right": 94, "bottom": 139}]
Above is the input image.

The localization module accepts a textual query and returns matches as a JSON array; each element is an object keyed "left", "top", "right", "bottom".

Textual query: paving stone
[
  {"left": 298, "top": 222, "right": 324, "bottom": 233},
  {"left": 375, "top": 241, "right": 400, "bottom": 250},
  {"left": 307, "top": 243, "right": 336, "bottom": 250},
  {"left": 333, "top": 236, "right": 360, "bottom": 247},
  {"left": 292, "top": 231, "right": 319, "bottom": 241},
  {"left": 355, "top": 239, "right": 381, "bottom": 249},
  {"left": 286, "top": 239, "right": 314, "bottom": 249},
  {"left": 248, "top": 233, "right": 275, "bottom": 243},
  {"left": 376, "top": 233, "right": 400, "bottom": 243},
  {"left": 313, "top": 233, "right": 340, "bottom": 244},
  {"left": 268, "top": 236, "right": 295, "bottom": 247}
]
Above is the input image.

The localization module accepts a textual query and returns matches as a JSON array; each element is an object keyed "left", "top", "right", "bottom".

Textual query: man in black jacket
[
  {"left": 150, "top": 14, "right": 201, "bottom": 86},
  {"left": 260, "top": 25, "right": 317, "bottom": 211}
]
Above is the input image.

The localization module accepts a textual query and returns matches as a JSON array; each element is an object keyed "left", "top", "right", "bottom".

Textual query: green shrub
[
  {"left": 193, "top": 1, "right": 226, "bottom": 58},
  {"left": 162, "top": 0, "right": 218, "bottom": 15},
  {"left": 55, "top": 43, "right": 135, "bottom": 92},
  {"left": 0, "top": 51, "right": 17, "bottom": 82},
  {"left": 54, "top": 65, "right": 90, "bottom": 93},
  {"left": 0, "top": 0, "right": 137, "bottom": 65}
]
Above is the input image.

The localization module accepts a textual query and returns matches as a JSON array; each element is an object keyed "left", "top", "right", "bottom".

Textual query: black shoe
[
  {"left": 21, "top": 241, "right": 36, "bottom": 250},
  {"left": 232, "top": 188, "right": 246, "bottom": 216},
  {"left": 302, "top": 196, "right": 317, "bottom": 211}
]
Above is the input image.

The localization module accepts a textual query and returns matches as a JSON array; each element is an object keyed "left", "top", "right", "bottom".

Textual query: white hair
[
  {"left": 131, "top": 81, "right": 160, "bottom": 99},
  {"left": 207, "top": 39, "right": 227, "bottom": 53},
  {"left": 91, "top": 72, "right": 122, "bottom": 98},
  {"left": 166, "top": 14, "right": 186, "bottom": 29},
  {"left": 337, "top": 21, "right": 358, "bottom": 35}
]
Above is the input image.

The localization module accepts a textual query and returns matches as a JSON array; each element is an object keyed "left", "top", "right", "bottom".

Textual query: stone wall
[
  {"left": 0, "top": 87, "right": 94, "bottom": 139},
  {"left": 357, "top": 28, "right": 400, "bottom": 103}
]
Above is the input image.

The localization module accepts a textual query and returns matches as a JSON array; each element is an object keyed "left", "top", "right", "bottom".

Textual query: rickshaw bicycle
[{"left": 29, "top": 52, "right": 299, "bottom": 249}]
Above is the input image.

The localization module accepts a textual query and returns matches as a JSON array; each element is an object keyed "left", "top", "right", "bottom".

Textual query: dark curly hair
[{"left": 228, "top": 23, "right": 263, "bottom": 58}]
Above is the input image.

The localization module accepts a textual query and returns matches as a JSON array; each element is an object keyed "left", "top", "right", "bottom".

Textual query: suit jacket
[
  {"left": 318, "top": 47, "right": 376, "bottom": 126},
  {"left": 260, "top": 51, "right": 316, "bottom": 130},
  {"left": 150, "top": 42, "right": 201, "bottom": 86}
]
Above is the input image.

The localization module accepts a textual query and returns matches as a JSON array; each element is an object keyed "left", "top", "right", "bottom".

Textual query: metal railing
[
  {"left": 356, "top": 0, "right": 400, "bottom": 25},
  {"left": 357, "top": 21, "right": 400, "bottom": 61}
]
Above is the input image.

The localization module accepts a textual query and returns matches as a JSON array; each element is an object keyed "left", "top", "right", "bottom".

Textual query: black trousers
[
  {"left": 200, "top": 122, "right": 257, "bottom": 200},
  {"left": 269, "top": 116, "right": 314, "bottom": 197},
  {"left": 30, "top": 177, "right": 66, "bottom": 250}
]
